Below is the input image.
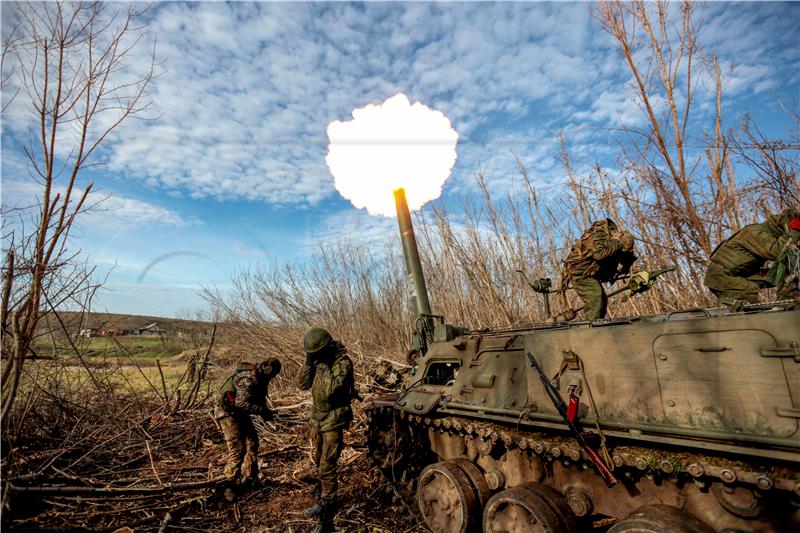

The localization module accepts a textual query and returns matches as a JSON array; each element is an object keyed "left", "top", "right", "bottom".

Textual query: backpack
[
  {"left": 218, "top": 361, "right": 256, "bottom": 411},
  {"left": 563, "top": 220, "right": 609, "bottom": 278}
]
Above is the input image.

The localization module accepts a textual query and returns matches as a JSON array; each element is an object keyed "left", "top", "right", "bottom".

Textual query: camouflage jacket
[
  {"left": 217, "top": 361, "right": 271, "bottom": 418},
  {"left": 562, "top": 220, "right": 636, "bottom": 282},
  {"left": 296, "top": 345, "right": 355, "bottom": 432},
  {"left": 709, "top": 219, "right": 786, "bottom": 277}
]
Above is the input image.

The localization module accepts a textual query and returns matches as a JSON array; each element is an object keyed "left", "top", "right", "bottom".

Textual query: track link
[{"left": 365, "top": 402, "right": 800, "bottom": 506}]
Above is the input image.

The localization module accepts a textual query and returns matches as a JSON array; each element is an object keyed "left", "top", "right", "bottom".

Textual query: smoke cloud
[{"left": 326, "top": 93, "right": 459, "bottom": 216}]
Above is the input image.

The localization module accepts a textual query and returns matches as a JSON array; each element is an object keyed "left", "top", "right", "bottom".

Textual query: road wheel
[
  {"left": 450, "top": 457, "right": 491, "bottom": 509},
  {"left": 607, "top": 504, "right": 715, "bottom": 533},
  {"left": 483, "top": 483, "right": 577, "bottom": 533},
  {"left": 417, "top": 460, "right": 481, "bottom": 533},
  {"left": 711, "top": 482, "right": 765, "bottom": 518}
]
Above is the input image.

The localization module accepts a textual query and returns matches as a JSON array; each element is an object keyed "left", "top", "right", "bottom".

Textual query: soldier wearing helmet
[
  {"left": 214, "top": 357, "right": 281, "bottom": 484},
  {"left": 705, "top": 208, "right": 800, "bottom": 304},
  {"left": 297, "top": 327, "right": 357, "bottom": 533},
  {"left": 561, "top": 218, "right": 638, "bottom": 320}
]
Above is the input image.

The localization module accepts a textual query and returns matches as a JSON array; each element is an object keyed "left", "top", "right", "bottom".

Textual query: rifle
[
  {"left": 526, "top": 351, "right": 618, "bottom": 486},
  {"left": 565, "top": 265, "right": 677, "bottom": 316},
  {"left": 606, "top": 264, "right": 677, "bottom": 300}
]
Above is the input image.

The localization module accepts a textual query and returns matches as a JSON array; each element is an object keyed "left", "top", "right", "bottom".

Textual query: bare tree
[
  {"left": 730, "top": 111, "right": 800, "bottom": 209},
  {"left": 596, "top": 0, "right": 741, "bottom": 279},
  {"left": 1, "top": 1, "right": 155, "bottom": 424}
]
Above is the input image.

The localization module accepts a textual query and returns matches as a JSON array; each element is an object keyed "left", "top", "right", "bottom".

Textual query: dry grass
[
  {"left": 1, "top": 348, "right": 420, "bottom": 532},
  {"left": 204, "top": 155, "right": 797, "bottom": 371}
]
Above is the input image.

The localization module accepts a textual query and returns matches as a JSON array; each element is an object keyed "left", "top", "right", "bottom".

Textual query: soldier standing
[
  {"left": 705, "top": 208, "right": 800, "bottom": 303},
  {"left": 561, "top": 218, "right": 637, "bottom": 320},
  {"left": 214, "top": 358, "right": 281, "bottom": 483},
  {"left": 297, "top": 327, "right": 356, "bottom": 533}
]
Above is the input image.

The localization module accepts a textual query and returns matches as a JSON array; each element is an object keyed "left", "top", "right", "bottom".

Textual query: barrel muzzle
[{"left": 394, "top": 188, "right": 433, "bottom": 351}]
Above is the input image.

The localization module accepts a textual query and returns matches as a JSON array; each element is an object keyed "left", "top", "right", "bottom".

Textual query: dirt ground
[
  {"left": 1, "top": 392, "right": 426, "bottom": 533},
  {"left": 196, "top": 419, "right": 425, "bottom": 533}
]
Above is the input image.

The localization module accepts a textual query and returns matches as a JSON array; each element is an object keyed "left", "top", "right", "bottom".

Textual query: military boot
[
  {"left": 310, "top": 501, "right": 335, "bottom": 533},
  {"left": 303, "top": 483, "right": 322, "bottom": 517}
]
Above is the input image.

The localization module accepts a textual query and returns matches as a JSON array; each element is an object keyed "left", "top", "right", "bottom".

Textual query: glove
[
  {"left": 629, "top": 271, "right": 651, "bottom": 294},
  {"left": 261, "top": 409, "right": 274, "bottom": 422},
  {"left": 621, "top": 271, "right": 652, "bottom": 302}
]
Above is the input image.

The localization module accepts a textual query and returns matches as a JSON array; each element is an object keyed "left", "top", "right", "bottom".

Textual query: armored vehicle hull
[{"left": 366, "top": 303, "right": 800, "bottom": 532}]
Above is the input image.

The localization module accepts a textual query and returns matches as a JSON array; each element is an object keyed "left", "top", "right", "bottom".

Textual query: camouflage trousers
[
  {"left": 704, "top": 262, "right": 765, "bottom": 304},
  {"left": 311, "top": 425, "right": 344, "bottom": 505},
  {"left": 571, "top": 275, "right": 607, "bottom": 320},
  {"left": 216, "top": 409, "right": 259, "bottom": 481}
]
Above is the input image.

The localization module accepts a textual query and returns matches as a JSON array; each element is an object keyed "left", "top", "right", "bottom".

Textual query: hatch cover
[{"left": 653, "top": 330, "right": 796, "bottom": 438}]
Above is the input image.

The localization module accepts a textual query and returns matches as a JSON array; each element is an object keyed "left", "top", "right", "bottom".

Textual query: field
[{"left": 36, "top": 336, "right": 180, "bottom": 359}]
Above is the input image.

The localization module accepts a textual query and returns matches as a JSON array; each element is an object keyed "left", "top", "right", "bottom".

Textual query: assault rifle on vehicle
[{"left": 518, "top": 265, "right": 677, "bottom": 320}]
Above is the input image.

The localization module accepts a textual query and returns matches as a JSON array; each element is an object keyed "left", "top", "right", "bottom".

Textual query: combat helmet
[
  {"left": 304, "top": 327, "right": 332, "bottom": 354},
  {"left": 257, "top": 357, "right": 281, "bottom": 378},
  {"left": 767, "top": 207, "right": 800, "bottom": 236},
  {"left": 779, "top": 207, "right": 800, "bottom": 228},
  {"left": 617, "top": 230, "right": 635, "bottom": 252}
]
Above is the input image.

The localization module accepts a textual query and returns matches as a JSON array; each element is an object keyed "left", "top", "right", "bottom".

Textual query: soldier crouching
[
  {"left": 561, "top": 218, "right": 637, "bottom": 320},
  {"left": 297, "top": 327, "right": 358, "bottom": 533},
  {"left": 705, "top": 208, "right": 800, "bottom": 304},
  {"left": 214, "top": 358, "right": 281, "bottom": 483}
]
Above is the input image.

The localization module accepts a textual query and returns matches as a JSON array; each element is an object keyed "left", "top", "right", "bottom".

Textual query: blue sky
[{"left": 2, "top": 1, "right": 798, "bottom": 317}]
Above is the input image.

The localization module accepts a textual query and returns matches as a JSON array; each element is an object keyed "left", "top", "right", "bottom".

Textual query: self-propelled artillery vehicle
[{"left": 365, "top": 189, "right": 800, "bottom": 533}]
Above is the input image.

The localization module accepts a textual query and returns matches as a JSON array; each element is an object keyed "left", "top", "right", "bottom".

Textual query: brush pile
[{"left": 1, "top": 352, "right": 421, "bottom": 532}]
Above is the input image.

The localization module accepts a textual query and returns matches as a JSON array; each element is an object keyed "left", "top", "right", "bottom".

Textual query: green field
[
  {"left": 17, "top": 357, "right": 211, "bottom": 400},
  {"left": 35, "top": 335, "right": 186, "bottom": 360},
  {"left": 25, "top": 331, "right": 220, "bottom": 398}
]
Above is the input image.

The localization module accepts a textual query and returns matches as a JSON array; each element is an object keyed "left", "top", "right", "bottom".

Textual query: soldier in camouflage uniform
[
  {"left": 561, "top": 218, "right": 637, "bottom": 320},
  {"left": 297, "top": 327, "right": 357, "bottom": 533},
  {"left": 214, "top": 358, "right": 281, "bottom": 483},
  {"left": 705, "top": 208, "right": 800, "bottom": 303}
]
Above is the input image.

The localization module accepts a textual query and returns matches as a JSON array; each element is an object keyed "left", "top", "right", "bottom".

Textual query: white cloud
[
  {"left": 3, "top": 1, "right": 795, "bottom": 212},
  {"left": 1, "top": 179, "right": 196, "bottom": 231},
  {"left": 88, "top": 195, "right": 198, "bottom": 230},
  {"left": 573, "top": 88, "right": 648, "bottom": 127},
  {"left": 2, "top": 2, "right": 611, "bottom": 208}
]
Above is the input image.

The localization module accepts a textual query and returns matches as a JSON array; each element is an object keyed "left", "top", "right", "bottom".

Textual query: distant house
[
  {"left": 79, "top": 328, "right": 99, "bottom": 338},
  {"left": 100, "top": 323, "right": 120, "bottom": 337},
  {"left": 135, "top": 323, "right": 167, "bottom": 336}
]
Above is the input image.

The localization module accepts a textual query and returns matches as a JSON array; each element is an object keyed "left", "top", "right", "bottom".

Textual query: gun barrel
[{"left": 394, "top": 188, "right": 432, "bottom": 318}]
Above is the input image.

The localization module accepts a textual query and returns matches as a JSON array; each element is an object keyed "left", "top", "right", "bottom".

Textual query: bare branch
[{"left": 1, "top": 1, "right": 155, "bottom": 427}]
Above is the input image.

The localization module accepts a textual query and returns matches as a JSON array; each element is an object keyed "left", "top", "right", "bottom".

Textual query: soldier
[
  {"left": 705, "top": 208, "right": 800, "bottom": 304},
  {"left": 297, "top": 327, "right": 357, "bottom": 533},
  {"left": 561, "top": 218, "right": 637, "bottom": 320},
  {"left": 214, "top": 358, "right": 281, "bottom": 484}
]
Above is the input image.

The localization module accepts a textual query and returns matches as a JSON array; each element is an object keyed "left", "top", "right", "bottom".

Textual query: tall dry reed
[{"left": 204, "top": 136, "right": 798, "bottom": 373}]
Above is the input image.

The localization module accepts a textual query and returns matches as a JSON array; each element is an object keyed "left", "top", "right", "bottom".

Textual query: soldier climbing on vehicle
[
  {"left": 705, "top": 207, "right": 800, "bottom": 304},
  {"left": 560, "top": 218, "right": 637, "bottom": 320},
  {"left": 214, "top": 358, "right": 281, "bottom": 485},
  {"left": 297, "top": 327, "right": 359, "bottom": 533}
]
